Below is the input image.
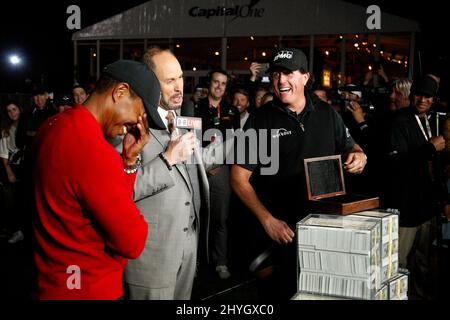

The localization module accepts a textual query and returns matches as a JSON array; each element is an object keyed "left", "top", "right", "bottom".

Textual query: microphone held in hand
[{"left": 176, "top": 116, "right": 203, "bottom": 166}]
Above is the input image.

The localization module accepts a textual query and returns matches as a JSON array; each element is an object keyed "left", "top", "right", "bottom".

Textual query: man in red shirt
[{"left": 32, "top": 60, "right": 161, "bottom": 300}]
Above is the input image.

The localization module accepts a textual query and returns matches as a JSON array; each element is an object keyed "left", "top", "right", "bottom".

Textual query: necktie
[{"left": 166, "top": 110, "right": 175, "bottom": 133}]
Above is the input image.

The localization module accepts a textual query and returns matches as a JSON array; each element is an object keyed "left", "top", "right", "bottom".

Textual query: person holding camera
[
  {"left": 389, "top": 78, "right": 412, "bottom": 112},
  {"left": 341, "top": 87, "right": 382, "bottom": 196},
  {"left": 341, "top": 87, "right": 371, "bottom": 148}
]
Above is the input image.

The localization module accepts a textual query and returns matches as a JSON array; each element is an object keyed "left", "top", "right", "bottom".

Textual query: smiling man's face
[{"left": 271, "top": 68, "right": 309, "bottom": 107}]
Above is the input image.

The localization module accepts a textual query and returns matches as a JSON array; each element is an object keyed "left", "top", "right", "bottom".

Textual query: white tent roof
[{"left": 72, "top": 0, "right": 419, "bottom": 41}]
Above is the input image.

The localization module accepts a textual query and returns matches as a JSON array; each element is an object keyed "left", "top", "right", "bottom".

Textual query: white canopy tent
[{"left": 72, "top": 0, "right": 419, "bottom": 82}]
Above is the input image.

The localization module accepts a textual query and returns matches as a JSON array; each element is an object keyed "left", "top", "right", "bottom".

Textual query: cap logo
[{"left": 274, "top": 50, "right": 293, "bottom": 61}]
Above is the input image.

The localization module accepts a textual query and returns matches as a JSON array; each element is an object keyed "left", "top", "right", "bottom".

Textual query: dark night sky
[{"left": 0, "top": 0, "right": 448, "bottom": 93}]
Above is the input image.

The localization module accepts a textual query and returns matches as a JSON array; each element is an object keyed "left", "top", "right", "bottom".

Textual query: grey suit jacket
[{"left": 118, "top": 129, "right": 210, "bottom": 288}]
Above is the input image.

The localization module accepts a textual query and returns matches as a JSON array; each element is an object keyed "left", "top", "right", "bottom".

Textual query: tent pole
[
  {"left": 73, "top": 40, "right": 78, "bottom": 84},
  {"left": 408, "top": 32, "right": 416, "bottom": 80},
  {"left": 340, "top": 36, "right": 346, "bottom": 86},
  {"left": 309, "top": 35, "right": 314, "bottom": 74},
  {"left": 120, "top": 39, "right": 123, "bottom": 60},
  {"left": 96, "top": 40, "right": 101, "bottom": 80},
  {"left": 221, "top": 37, "right": 227, "bottom": 70}
]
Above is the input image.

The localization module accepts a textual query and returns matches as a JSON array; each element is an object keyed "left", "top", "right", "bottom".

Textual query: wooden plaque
[
  {"left": 304, "top": 155, "right": 345, "bottom": 200},
  {"left": 304, "top": 155, "right": 379, "bottom": 215}
]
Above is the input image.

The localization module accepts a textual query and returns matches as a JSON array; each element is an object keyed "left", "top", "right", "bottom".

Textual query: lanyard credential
[{"left": 415, "top": 114, "right": 432, "bottom": 141}]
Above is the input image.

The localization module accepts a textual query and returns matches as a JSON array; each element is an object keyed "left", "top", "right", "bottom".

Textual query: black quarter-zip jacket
[{"left": 238, "top": 90, "right": 355, "bottom": 226}]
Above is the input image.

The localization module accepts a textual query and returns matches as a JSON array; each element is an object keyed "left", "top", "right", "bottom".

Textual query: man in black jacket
[
  {"left": 195, "top": 69, "right": 239, "bottom": 280},
  {"left": 231, "top": 48, "right": 367, "bottom": 299},
  {"left": 386, "top": 75, "right": 445, "bottom": 299}
]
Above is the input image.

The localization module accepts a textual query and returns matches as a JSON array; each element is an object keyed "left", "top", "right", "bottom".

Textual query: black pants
[
  {"left": 0, "top": 181, "right": 25, "bottom": 232},
  {"left": 256, "top": 242, "right": 297, "bottom": 301}
]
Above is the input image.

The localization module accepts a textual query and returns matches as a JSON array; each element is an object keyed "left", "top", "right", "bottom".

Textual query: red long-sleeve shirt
[{"left": 32, "top": 106, "right": 148, "bottom": 300}]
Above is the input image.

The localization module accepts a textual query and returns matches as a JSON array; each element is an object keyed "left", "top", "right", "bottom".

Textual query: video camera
[{"left": 330, "top": 85, "right": 375, "bottom": 113}]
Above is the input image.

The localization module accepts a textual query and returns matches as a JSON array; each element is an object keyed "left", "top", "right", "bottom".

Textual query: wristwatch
[{"left": 159, "top": 152, "right": 173, "bottom": 171}]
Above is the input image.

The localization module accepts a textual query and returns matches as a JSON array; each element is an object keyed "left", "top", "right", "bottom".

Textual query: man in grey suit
[{"left": 123, "top": 47, "right": 210, "bottom": 300}]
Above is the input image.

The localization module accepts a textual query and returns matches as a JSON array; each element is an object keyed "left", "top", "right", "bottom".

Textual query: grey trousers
[
  {"left": 398, "top": 218, "right": 435, "bottom": 298},
  {"left": 399, "top": 218, "right": 435, "bottom": 268},
  {"left": 125, "top": 227, "right": 198, "bottom": 300}
]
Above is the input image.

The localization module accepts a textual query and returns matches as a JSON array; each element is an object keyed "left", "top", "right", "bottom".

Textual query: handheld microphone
[
  {"left": 175, "top": 115, "right": 203, "bottom": 167},
  {"left": 175, "top": 116, "right": 202, "bottom": 131},
  {"left": 178, "top": 100, "right": 203, "bottom": 148}
]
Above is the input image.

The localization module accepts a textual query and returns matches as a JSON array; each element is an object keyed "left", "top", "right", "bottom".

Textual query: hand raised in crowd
[
  {"left": 363, "top": 70, "right": 373, "bottom": 85},
  {"left": 122, "top": 114, "right": 150, "bottom": 166},
  {"left": 164, "top": 131, "right": 197, "bottom": 166},
  {"left": 249, "top": 62, "right": 262, "bottom": 82},
  {"left": 430, "top": 135, "right": 445, "bottom": 152},
  {"left": 261, "top": 214, "right": 295, "bottom": 245},
  {"left": 377, "top": 66, "right": 389, "bottom": 83},
  {"left": 346, "top": 101, "right": 365, "bottom": 124},
  {"left": 343, "top": 151, "right": 367, "bottom": 174},
  {"left": 364, "top": 66, "right": 388, "bottom": 85}
]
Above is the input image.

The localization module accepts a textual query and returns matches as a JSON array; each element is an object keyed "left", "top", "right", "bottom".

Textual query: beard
[{"left": 161, "top": 94, "right": 183, "bottom": 111}]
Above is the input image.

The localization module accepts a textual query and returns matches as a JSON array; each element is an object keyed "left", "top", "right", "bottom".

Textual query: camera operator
[
  {"left": 338, "top": 86, "right": 379, "bottom": 196},
  {"left": 346, "top": 100, "right": 369, "bottom": 142},
  {"left": 389, "top": 79, "right": 412, "bottom": 112}
]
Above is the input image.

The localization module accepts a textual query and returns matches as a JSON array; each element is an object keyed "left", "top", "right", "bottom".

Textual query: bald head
[{"left": 143, "top": 48, "right": 184, "bottom": 110}]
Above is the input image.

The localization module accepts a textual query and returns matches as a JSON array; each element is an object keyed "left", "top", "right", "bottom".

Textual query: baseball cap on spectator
[
  {"left": 269, "top": 48, "right": 309, "bottom": 73},
  {"left": 31, "top": 85, "right": 49, "bottom": 96},
  {"left": 102, "top": 59, "right": 164, "bottom": 129},
  {"left": 411, "top": 75, "right": 439, "bottom": 98}
]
